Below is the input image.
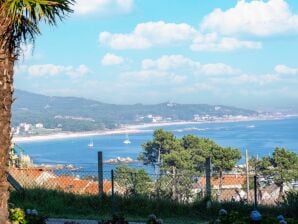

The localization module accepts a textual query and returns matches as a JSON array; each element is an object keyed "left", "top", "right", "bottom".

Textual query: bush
[
  {"left": 280, "top": 190, "right": 298, "bottom": 219},
  {"left": 9, "top": 208, "right": 26, "bottom": 224}
]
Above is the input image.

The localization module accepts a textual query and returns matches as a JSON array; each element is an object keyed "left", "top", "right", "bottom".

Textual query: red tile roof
[
  {"left": 198, "top": 174, "right": 246, "bottom": 189},
  {"left": 46, "top": 176, "right": 112, "bottom": 195},
  {"left": 9, "top": 168, "right": 114, "bottom": 195}
]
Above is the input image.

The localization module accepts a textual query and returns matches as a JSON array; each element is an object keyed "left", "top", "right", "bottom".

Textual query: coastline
[{"left": 13, "top": 115, "right": 295, "bottom": 143}]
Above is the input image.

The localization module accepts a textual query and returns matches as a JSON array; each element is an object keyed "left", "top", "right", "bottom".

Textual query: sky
[{"left": 14, "top": 0, "right": 298, "bottom": 109}]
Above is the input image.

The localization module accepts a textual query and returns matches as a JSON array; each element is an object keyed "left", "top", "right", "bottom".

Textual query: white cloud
[
  {"left": 99, "top": 21, "right": 262, "bottom": 51},
  {"left": 74, "top": 0, "right": 134, "bottom": 15},
  {"left": 200, "top": 63, "right": 239, "bottom": 75},
  {"left": 142, "top": 55, "right": 199, "bottom": 70},
  {"left": 274, "top": 64, "right": 298, "bottom": 75},
  {"left": 227, "top": 74, "right": 280, "bottom": 85},
  {"left": 101, "top": 53, "right": 125, "bottom": 66},
  {"left": 191, "top": 33, "right": 262, "bottom": 52},
  {"left": 27, "top": 64, "right": 91, "bottom": 78},
  {"left": 201, "top": 0, "right": 298, "bottom": 36},
  {"left": 141, "top": 55, "right": 239, "bottom": 75},
  {"left": 99, "top": 21, "right": 197, "bottom": 49},
  {"left": 121, "top": 69, "right": 187, "bottom": 85}
]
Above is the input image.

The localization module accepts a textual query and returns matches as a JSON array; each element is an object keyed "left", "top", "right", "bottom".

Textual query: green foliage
[
  {"left": 9, "top": 208, "right": 27, "bottom": 224},
  {"left": 271, "top": 148, "right": 298, "bottom": 186},
  {"left": 1, "top": 0, "right": 74, "bottom": 53},
  {"left": 252, "top": 148, "right": 298, "bottom": 194},
  {"left": 140, "top": 130, "right": 242, "bottom": 200},
  {"left": 9, "top": 207, "right": 46, "bottom": 224},
  {"left": 9, "top": 188, "right": 198, "bottom": 221},
  {"left": 10, "top": 188, "right": 298, "bottom": 223},
  {"left": 249, "top": 156, "right": 271, "bottom": 174},
  {"left": 280, "top": 190, "right": 298, "bottom": 218},
  {"left": 211, "top": 146, "right": 242, "bottom": 173},
  {"left": 140, "top": 129, "right": 177, "bottom": 167},
  {"left": 181, "top": 135, "right": 215, "bottom": 171},
  {"left": 114, "top": 165, "right": 154, "bottom": 195}
]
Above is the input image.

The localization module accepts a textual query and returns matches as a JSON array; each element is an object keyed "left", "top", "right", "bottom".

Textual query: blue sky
[{"left": 14, "top": 0, "right": 298, "bottom": 109}]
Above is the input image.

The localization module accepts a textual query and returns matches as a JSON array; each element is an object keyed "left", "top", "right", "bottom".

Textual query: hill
[{"left": 12, "top": 89, "right": 258, "bottom": 132}]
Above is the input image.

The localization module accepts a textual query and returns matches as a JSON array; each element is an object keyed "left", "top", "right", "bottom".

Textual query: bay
[{"left": 17, "top": 117, "right": 298, "bottom": 174}]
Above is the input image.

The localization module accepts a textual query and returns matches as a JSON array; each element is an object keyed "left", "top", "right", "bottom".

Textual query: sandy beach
[
  {"left": 12, "top": 115, "right": 291, "bottom": 143},
  {"left": 13, "top": 121, "right": 202, "bottom": 143}
]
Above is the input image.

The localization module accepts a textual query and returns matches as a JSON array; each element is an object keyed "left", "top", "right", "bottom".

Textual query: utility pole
[{"left": 246, "top": 149, "right": 250, "bottom": 202}]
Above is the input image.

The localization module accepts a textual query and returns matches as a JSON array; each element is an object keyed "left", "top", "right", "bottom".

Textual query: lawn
[{"left": 9, "top": 188, "right": 298, "bottom": 223}]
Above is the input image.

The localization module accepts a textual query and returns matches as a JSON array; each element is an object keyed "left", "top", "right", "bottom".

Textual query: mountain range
[{"left": 12, "top": 89, "right": 259, "bottom": 132}]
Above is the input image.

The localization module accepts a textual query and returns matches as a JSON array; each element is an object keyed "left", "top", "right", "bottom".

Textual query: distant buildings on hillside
[{"left": 12, "top": 122, "right": 61, "bottom": 136}]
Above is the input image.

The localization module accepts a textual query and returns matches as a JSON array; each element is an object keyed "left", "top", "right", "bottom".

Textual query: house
[
  {"left": 193, "top": 174, "right": 247, "bottom": 202},
  {"left": 9, "top": 167, "right": 124, "bottom": 196},
  {"left": 45, "top": 176, "right": 114, "bottom": 195},
  {"left": 197, "top": 174, "right": 246, "bottom": 190},
  {"left": 8, "top": 168, "right": 56, "bottom": 188}
]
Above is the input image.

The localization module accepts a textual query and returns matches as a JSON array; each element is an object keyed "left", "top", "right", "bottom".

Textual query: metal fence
[
  {"left": 8, "top": 152, "right": 297, "bottom": 223},
  {"left": 8, "top": 164, "right": 290, "bottom": 205}
]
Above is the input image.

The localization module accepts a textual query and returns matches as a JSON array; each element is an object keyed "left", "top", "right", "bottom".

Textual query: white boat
[
  {"left": 123, "top": 134, "right": 131, "bottom": 144},
  {"left": 247, "top": 125, "right": 256, "bottom": 128},
  {"left": 88, "top": 139, "right": 94, "bottom": 148}
]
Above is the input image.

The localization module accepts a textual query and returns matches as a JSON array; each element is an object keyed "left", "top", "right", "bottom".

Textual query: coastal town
[
  {"left": 1, "top": 0, "right": 298, "bottom": 223},
  {"left": 12, "top": 111, "right": 290, "bottom": 140}
]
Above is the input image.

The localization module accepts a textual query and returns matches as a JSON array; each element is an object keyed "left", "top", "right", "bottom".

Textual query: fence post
[
  {"left": 205, "top": 157, "right": 212, "bottom": 200},
  {"left": 98, "top": 151, "right": 103, "bottom": 198},
  {"left": 254, "top": 175, "right": 258, "bottom": 208},
  {"left": 245, "top": 149, "right": 250, "bottom": 202},
  {"left": 111, "top": 169, "right": 115, "bottom": 215}
]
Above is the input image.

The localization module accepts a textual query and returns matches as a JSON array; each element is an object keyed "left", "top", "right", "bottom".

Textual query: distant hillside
[{"left": 12, "top": 89, "right": 258, "bottom": 132}]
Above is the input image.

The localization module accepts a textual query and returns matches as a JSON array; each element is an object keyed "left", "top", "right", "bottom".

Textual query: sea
[{"left": 17, "top": 117, "right": 298, "bottom": 174}]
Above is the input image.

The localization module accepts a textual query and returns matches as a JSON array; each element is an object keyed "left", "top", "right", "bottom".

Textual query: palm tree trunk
[{"left": 0, "top": 16, "right": 14, "bottom": 223}]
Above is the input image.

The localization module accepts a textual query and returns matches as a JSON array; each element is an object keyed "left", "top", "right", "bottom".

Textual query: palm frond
[{"left": 1, "top": 0, "right": 75, "bottom": 53}]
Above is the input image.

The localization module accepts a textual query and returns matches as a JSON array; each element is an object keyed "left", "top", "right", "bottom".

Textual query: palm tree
[{"left": 0, "top": 1, "right": 74, "bottom": 222}]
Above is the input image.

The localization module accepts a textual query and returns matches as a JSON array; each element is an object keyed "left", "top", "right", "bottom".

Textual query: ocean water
[{"left": 17, "top": 117, "right": 298, "bottom": 173}]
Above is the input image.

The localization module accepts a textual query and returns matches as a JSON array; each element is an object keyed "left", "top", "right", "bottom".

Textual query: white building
[{"left": 35, "top": 123, "right": 44, "bottom": 128}]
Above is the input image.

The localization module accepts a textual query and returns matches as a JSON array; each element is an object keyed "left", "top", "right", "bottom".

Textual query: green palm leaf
[{"left": 1, "top": 0, "right": 75, "bottom": 53}]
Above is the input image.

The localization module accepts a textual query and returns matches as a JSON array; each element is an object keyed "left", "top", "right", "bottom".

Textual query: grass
[
  {"left": 9, "top": 189, "right": 204, "bottom": 223},
  {"left": 9, "top": 188, "right": 298, "bottom": 223}
]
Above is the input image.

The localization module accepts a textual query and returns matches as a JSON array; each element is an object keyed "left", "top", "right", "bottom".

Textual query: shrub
[
  {"left": 280, "top": 190, "right": 298, "bottom": 219},
  {"left": 9, "top": 206, "right": 47, "bottom": 224},
  {"left": 9, "top": 208, "right": 27, "bottom": 224}
]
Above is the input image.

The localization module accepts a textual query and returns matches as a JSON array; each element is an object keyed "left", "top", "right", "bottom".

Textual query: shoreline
[{"left": 13, "top": 115, "right": 296, "bottom": 143}]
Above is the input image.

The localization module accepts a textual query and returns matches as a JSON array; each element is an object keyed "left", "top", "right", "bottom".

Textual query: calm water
[{"left": 17, "top": 117, "right": 298, "bottom": 172}]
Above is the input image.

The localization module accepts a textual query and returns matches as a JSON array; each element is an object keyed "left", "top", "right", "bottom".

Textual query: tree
[
  {"left": 114, "top": 165, "right": 153, "bottom": 195},
  {"left": 211, "top": 146, "right": 242, "bottom": 195},
  {"left": 265, "top": 148, "right": 298, "bottom": 196},
  {"left": 139, "top": 129, "right": 177, "bottom": 176},
  {"left": 249, "top": 155, "right": 271, "bottom": 176},
  {"left": 181, "top": 135, "right": 217, "bottom": 172},
  {"left": 0, "top": 1, "right": 73, "bottom": 222}
]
